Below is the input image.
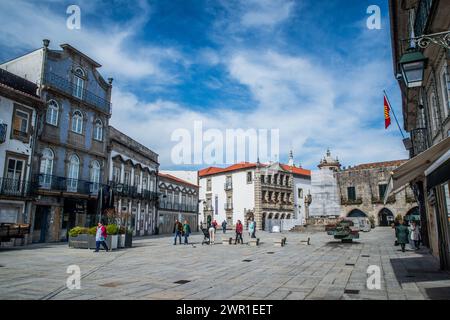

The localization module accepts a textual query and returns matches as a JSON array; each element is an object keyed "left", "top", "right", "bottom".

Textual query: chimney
[{"left": 43, "top": 39, "right": 50, "bottom": 48}]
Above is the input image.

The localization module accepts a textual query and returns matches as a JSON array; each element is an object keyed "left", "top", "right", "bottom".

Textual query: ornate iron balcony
[
  {"left": 43, "top": 71, "right": 111, "bottom": 114},
  {"left": 410, "top": 127, "right": 429, "bottom": 157},
  {"left": 0, "top": 178, "right": 31, "bottom": 197},
  {"left": 32, "top": 174, "right": 99, "bottom": 195}
]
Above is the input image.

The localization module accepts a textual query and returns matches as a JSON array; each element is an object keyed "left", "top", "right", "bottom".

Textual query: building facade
[
  {"left": 198, "top": 154, "right": 311, "bottom": 231},
  {"left": 309, "top": 150, "right": 418, "bottom": 226},
  {"left": 0, "top": 69, "right": 44, "bottom": 245},
  {"left": 157, "top": 173, "right": 199, "bottom": 234},
  {"left": 1, "top": 39, "right": 112, "bottom": 243},
  {"left": 389, "top": 0, "right": 450, "bottom": 269},
  {"left": 107, "top": 126, "right": 159, "bottom": 236}
]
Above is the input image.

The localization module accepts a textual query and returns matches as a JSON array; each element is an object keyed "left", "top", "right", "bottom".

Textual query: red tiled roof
[
  {"left": 280, "top": 164, "right": 311, "bottom": 177},
  {"left": 158, "top": 173, "right": 199, "bottom": 188},
  {"left": 348, "top": 160, "right": 408, "bottom": 170},
  {"left": 198, "top": 162, "right": 311, "bottom": 177}
]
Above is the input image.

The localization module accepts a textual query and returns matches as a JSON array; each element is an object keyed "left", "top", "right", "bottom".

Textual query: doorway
[
  {"left": 378, "top": 208, "right": 394, "bottom": 226},
  {"left": 34, "top": 206, "right": 50, "bottom": 243}
]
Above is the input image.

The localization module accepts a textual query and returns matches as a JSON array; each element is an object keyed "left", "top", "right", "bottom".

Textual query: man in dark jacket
[
  {"left": 395, "top": 220, "right": 410, "bottom": 252},
  {"left": 173, "top": 219, "right": 183, "bottom": 245}
]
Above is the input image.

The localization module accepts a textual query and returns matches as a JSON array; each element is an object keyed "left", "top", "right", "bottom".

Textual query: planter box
[
  {"left": 105, "top": 234, "right": 118, "bottom": 250},
  {"left": 88, "top": 235, "right": 96, "bottom": 249},
  {"left": 69, "top": 234, "right": 89, "bottom": 249},
  {"left": 125, "top": 233, "right": 132, "bottom": 248}
]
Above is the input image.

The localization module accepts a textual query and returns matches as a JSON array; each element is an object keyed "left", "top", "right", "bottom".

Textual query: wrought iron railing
[
  {"left": 108, "top": 181, "right": 157, "bottom": 201},
  {"left": 414, "top": 0, "right": 434, "bottom": 37},
  {"left": 33, "top": 174, "right": 99, "bottom": 195},
  {"left": 224, "top": 182, "right": 233, "bottom": 190},
  {"left": 410, "top": 127, "right": 429, "bottom": 157},
  {"left": 43, "top": 71, "right": 111, "bottom": 114},
  {"left": 0, "top": 178, "right": 31, "bottom": 197},
  {"left": 340, "top": 197, "right": 363, "bottom": 205}
]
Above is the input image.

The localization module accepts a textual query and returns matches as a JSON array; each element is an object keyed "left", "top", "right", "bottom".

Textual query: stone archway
[
  {"left": 274, "top": 213, "right": 279, "bottom": 219},
  {"left": 378, "top": 208, "right": 394, "bottom": 226},
  {"left": 286, "top": 214, "right": 291, "bottom": 219},
  {"left": 347, "top": 209, "right": 367, "bottom": 218},
  {"left": 280, "top": 214, "right": 285, "bottom": 219},
  {"left": 268, "top": 213, "right": 273, "bottom": 219},
  {"left": 405, "top": 206, "right": 420, "bottom": 223}
]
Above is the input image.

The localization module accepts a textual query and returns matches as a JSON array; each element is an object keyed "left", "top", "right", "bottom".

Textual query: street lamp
[{"left": 399, "top": 49, "right": 428, "bottom": 88}]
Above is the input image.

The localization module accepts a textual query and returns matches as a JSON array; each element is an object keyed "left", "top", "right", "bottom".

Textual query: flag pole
[{"left": 383, "top": 90, "right": 405, "bottom": 139}]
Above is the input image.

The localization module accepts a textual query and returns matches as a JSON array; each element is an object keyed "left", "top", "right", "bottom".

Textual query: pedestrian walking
[
  {"left": 235, "top": 220, "right": 244, "bottom": 244},
  {"left": 410, "top": 221, "right": 420, "bottom": 250},
  {"left": 222, "top": 220, "right": 227, "bottom": 234},
  {"left": 252, "top": 219, "right": 257, "bottom": 238},
  {"left": 395, "top": 220, "right": 410, "bottom": 252},
  {"left": 209, "top": 220, "right": 217, "bottom": 245},
  {"left": 94, "top": 222, "right": 109, "bottom": 252},
  {"left": 173, "top": 219, "right": 183, "bottom": 245},
  {"left": 183, "top": 220, "right": 191, "bottom": 245}
]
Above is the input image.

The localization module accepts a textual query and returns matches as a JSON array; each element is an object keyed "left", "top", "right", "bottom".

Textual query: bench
[
  {"left": 274, "top": 237, "right": 287, "bottom": 247},
  {"left": 249, "top": 238, "right": 260, "bottom": 246}
]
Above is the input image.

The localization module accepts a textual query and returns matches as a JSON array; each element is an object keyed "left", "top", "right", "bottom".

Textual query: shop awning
[
  {"left": 384, "top": 137, "right": 450, "bottom": 204},
  {"left": 425, "top": 149, "right": 450, "bottom": 190}
]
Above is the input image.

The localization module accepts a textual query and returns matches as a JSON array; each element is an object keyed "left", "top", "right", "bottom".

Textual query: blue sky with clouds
[{"left": 0, "top": 0, "right": 408, "bottom": 170}]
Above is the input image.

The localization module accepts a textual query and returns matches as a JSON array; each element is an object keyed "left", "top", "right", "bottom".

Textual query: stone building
[
  {"left": 309, "top": 150, "right": 418, "bottom": 226},
  {"left": 107, "top": 126, "right": 159, "bottom": 236},
  {"left": 157, "top": 173, "right": 199, "bottom": 234},
  {"left": 198, "top": 153, "right": 311, "bottom": 231},
  {"left": 388, "top": 0, "right": 450, "bottom": 269},
  {"left": 1, "top": 40, "right": 112, "bottom": 243},
  {"left": 0, "top": 68, "right": 44, "bottom": 245}
]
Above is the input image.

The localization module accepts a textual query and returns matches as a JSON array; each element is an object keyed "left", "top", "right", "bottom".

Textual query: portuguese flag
[{"left": 384, "top": 94, "right": 391, "bottom": 129}]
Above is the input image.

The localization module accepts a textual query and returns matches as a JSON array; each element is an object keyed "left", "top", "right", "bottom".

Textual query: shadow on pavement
[
  {"left": 390, "top": 256, "right": 450, "bottom": 283},
  {"left": 424, "top": 287, "right": 450, "bottom": 300}
]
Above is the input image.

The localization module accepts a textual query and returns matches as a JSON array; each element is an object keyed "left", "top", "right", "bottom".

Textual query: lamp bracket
[{"left": 409, "top": 31, "right": 450, "bottom": 50}]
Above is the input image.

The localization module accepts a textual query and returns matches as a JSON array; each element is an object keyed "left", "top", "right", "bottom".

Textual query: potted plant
[
  {"left": 68, "top": 227, "right": 89, "bottom": 248},
  {"left": 105, "top": 224, "right": 119, "bottom": 250},
  {"left": 125, "top": 227, "right": 133, "bottom": 248}
]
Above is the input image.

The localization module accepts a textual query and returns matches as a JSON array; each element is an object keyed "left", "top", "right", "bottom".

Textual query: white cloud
[{"left": 241, "top": 0, "right": 295, "bottom": 27}]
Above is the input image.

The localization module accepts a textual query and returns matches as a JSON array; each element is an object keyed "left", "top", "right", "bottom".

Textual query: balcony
[
  {"left": 43, "top": 71, "right": 111, "bottom": 114},
  {"left": 204, "top": 204, "right": 214, "bottom": 212},
  {"left": 224, "top": 182, "right": 233, "bottom": 190},
  {"left": 0, "top": 178, "right": 30, "bottom": 197},
  {"left": 0, "top": 123, "right": 7, "bottom": 143},
  {"left": 371, "top": 195, "right": 396, "bottom": 204},
  {"left": 224, "top": 203, "right": 233, "bottom": 210},
  {"left": 410, "top": 128, "right": 429, "bottom": 158},
  {"left": 414, "top": 0, "right": 434, "bottom": 37},
  {"left": 341, "top": 197, "right": 363, "bottom": 205},
  {"left": 33, "top": 174, "right": 98, "bottom": 196},
  {"left": 109, "top": 181, "right": 157, "bottom": 201}
]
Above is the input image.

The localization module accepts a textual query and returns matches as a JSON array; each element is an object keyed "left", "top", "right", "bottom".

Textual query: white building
[
  {"left": 198, "top": 153, "right": 311, "bottom": 230},
  {"left": 0, "top": 68, "right": 43, "bottom": 244}
]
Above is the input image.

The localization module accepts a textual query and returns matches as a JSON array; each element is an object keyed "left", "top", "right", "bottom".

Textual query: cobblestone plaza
[{"left": 1, "top": 228, "right": 449, "bottom": 300}]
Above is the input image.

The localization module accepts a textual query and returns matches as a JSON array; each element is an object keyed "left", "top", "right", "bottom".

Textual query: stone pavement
[{"left": 0, "top": 227, "right": 449, "bottom": 300}]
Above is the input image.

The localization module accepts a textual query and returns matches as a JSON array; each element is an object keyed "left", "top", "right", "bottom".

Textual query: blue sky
[{"left": 0, "top": 0, "right": 408, "bottom": 170}]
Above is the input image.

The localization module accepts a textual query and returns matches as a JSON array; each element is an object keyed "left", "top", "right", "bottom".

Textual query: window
[
  {"left": 124, "top": 171, "right": 131, "bottom": 185},
  {"left": 73, "top": 68, "right": 85, "bottom": 99},
  {"left": 39, "top": 148, "right": 54, "bottom": 188},
  {"left": 440, "top": 66, "right": 450, "bottom": 119},
  {"left": 142, "top": 177, "right": 148, "bottom": 191},
  {"left": 67, "top": 154, "right": 80, "bottom": 192},
  {"left": 5, "top": 158, "right": 24, "bottom": 192},
  {"left": 206, "top": 178, "right": 211, "bottom": 191},
  {"left": 94, "top": 119, "right": 103, "bottom": 141},
  {"left": 298, "top": 188, "right": 303, "bottom": 198},
  {"left": 71, "top": 110, "right": 83, "bottom": 134},
  {"left": 347, "top": 187, "right": 356, "bottom": 201},
  {"left": 113, "top": 166, "right": 120, "bottom": 183},
  {"left": 378, "top": 184, "right": 388, "bottom": 199},
  {"left": 90, "top": 161, "right": 101, "bottom": 193},
  {"left": 12, "top": 106, "right": 30, "bottom": 140},
  {"left": 247, "top": 172, "right": 252, "bottom": 184},
  {"left": 134, "top": 174, "right": 140, "bottom": 187},
  {"left": 46, "top": 100, "right": 59, "bottom": 126}
]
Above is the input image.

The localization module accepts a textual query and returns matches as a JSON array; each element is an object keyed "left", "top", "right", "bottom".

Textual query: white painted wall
[
  {"left": 0, "top": 95, "right": 36, "bottom": 180},
  {"left": 293, "top": 175, "right": 311, "bottom": 224},
  {"left": 199, "top": 169, "right": 255, "bottom": 225},
  {"left": 1, "top": 49, "right": 44, "bottom": 86}
]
